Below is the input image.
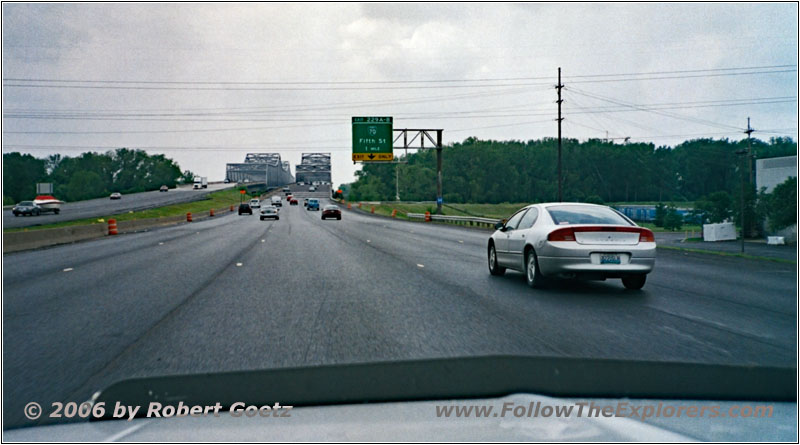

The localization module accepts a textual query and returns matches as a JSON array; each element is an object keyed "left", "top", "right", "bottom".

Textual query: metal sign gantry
[{"left": 394, "top": 129, "right": 444, "bottom": 214}]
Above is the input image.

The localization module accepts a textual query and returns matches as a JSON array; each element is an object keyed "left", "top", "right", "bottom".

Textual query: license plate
[{"left": 600, "top": 254, "right": 621, "bottom": 264}]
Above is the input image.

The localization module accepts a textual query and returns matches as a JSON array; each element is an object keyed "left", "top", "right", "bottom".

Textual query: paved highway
[
  {"left": 3, "top": 184, "right": 796, "bottom": 428},
  {"left": 3, "top": 183, "right": 233, "bottom": 229}
]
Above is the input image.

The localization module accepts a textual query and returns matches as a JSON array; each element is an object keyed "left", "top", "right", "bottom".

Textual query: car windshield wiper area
[{"left": 94, "top": 355, "right": 795, "bottom": 420}]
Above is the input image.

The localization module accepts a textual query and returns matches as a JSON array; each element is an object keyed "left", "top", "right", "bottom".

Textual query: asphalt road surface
[
  {"left": 3, "top": 185, "right": 796, "bottom": 428},
  {"left": 3, "top": 183, "right": 233, "bottom": 229}
]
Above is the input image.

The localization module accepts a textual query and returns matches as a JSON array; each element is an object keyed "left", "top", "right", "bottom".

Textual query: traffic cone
[{"left": 187, "top": 212, "right": 193, "bottom": 222}]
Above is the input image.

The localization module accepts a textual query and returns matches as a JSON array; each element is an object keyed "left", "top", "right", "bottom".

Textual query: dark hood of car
[{"left": 92, "top": 355, "right": 795, "bottom": 421}]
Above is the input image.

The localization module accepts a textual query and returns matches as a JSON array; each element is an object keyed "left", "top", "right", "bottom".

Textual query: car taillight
[
  {"left": 638, "top": 228, "right": 655, "bottom": 243},
  {"left": 547, "top": 227, "right": 576, "bottom": 241}
]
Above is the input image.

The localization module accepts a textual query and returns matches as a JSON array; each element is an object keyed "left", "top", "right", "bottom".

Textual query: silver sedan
[{"left": 487, "top": 203, "right": 656, "bottom": 290}]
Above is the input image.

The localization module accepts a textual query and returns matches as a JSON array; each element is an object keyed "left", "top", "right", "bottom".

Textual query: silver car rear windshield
[{"left": 546, "top": 205, "right": 633, "bottom": 226}]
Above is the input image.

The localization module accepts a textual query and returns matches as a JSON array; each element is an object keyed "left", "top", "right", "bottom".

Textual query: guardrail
[{"left": 406, "top": 213, "right": 500, "bottom": 228}]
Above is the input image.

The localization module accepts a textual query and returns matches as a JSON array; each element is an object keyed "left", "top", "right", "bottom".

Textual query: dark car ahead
[
  {"left": 12, "top": 201, "right": 41, "bottom": 216},
  {"left": 238, "top": 203, "right": 253, "bottom": 215},
  {"left": 321, "top": 205, "right": 341, "bottom": 220}
]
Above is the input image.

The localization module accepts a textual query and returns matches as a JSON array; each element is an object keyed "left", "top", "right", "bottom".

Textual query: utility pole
[
  {"left": 436, "top": 130, "right": 443, "bottom": 214},
  {"left": 556, "top": 67, "right": 564, "bottom": 202},
  {"left": 395, "top": 163, "right": 400, "bottom": 201},
  {"left": 746, "top": 117, "right": 754, "bottom": 184},
  {"left": 742, "top": 117, "right": 755, "bottom": 249},
  {"left": 735, "top": 146, "right": 749, "bottom": 253}
]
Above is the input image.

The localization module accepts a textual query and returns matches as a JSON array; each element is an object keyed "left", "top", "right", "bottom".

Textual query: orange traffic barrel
[
  {"left": 210, "top": 209, "right": 215, "bottom": 217},
  {"left": 358, "top": 202, "right": 362, "bottom": 209},
  {"left": 424, "top": 211, "right": 431, "bottom": 222},
  {"left": 347, "top": 203, "right": 352, "bottom": 210},
  {"left": 371, "top": 206, "right": 375, "bottom": 214},
  {"left": 391, "top": 209, "right": 397, "bottom": 218},
  {"left": 186, "top": 212, "right": 193, "bottom": 222},
  {"left": 230, "top": 205, "right": 234, "bottom": 212},
  {"left": 108, "top": 219, "right": 118, "bottom": 235}
]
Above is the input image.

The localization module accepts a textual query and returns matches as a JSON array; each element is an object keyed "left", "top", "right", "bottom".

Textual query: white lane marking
[
  {"left": 366, "top": 240, "right": 371, "bottom": 243},
  {"left": 261, "top": 239, "right": 265, "bottom": 243},
  {"left": 417, "top": 264, "right": 424, "bottom": 268},
  {"left": 458, "top": 240, "right": 464, "bottom": 244},
  {"left": 158, "top": 242, "right": 164, "bottom": 245},
  {"left": 63, "top": 268, "right": 73, "bottom": 272},
  {"left": 236, "top": 263, "right": 243, "bottom": 267}
]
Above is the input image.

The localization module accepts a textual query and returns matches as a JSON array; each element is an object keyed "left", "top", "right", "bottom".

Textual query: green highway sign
[{"left": 352, "top": 116, "right": 393, "bottom": 161}]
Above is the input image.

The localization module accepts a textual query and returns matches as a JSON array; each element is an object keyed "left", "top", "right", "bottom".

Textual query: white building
[{"left": 756, "top": 155, "right": 797, "bottom": 193}]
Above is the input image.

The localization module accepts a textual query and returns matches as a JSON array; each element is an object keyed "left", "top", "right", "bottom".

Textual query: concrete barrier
[
  {"left": 3, "top": 205, "right": 236, "bottom": 254},
  {"left": 4, "top": 224, "right": 106, "bottom": 253}
]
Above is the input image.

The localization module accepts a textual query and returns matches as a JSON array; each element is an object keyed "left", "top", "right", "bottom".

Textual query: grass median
[{"left": 4, "top": 189, "right": 250, "bottom": 233}]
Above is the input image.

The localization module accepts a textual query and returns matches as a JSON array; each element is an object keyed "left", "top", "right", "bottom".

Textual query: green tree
[
  {"left": 695, "top": 191, "right": 733, "bottom": 223},
  {"left": 654, "top": 203, "right": 667, "bottom": 227},
  {"left": 765, "top": 177, "right": 797, "bottom": 231},
  {"left": 663, "top": 205, "right": 683, "bottom": 231},
  {"left": 65, "top": 171, "right": 106, "bottom": 201},
  {"left": 2, "top": 152, "right": 47, "bottom": 203}
]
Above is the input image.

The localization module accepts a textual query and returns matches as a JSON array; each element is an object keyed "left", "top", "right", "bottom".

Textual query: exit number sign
[{"left": 352, "top": 117, "right": 393, "bottom": 161}]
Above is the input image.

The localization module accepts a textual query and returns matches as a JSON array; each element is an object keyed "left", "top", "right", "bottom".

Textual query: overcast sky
[{"left": 2, "top": 2, "right": 797, "bottom": 184}]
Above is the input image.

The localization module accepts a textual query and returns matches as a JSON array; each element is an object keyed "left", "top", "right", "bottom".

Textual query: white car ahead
[{"left": 487, "top": 203, "right": 656, "bottom": 290}]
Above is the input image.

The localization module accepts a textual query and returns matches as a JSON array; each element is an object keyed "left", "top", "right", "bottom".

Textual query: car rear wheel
[
  {"left": 622, "top": 274, "right": 647, "bottom": 290},
  {"left": 488, "top": 244, "right": 505, "bottom": 276},
  {"left": 525, "top": 250, "right": 546, "bottom": 288}
]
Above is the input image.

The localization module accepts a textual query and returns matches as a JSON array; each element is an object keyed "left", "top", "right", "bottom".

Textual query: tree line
[
  {"left": 344, "top": 136, "right": 797, "bottom": 232},
  {"left": 3, "top": 149, "right": 193, "bottom": 204}
]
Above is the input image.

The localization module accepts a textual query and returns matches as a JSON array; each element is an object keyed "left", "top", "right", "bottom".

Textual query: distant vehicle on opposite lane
[
  {"left": 160, "top": 185, "right": 168, "bottom": 192},
  {"left": 260, "top": 206, "right": 279, "bottom": 220},
  {"left": 238, "top": 203, "right": 253, "bottom": 215},
  {"left": 249, "top": 198, "right": 261, "bottom": 208},
  {"left": 307, "top": 198, "right": 320, "bottom": 211},
  {"left": 193, "top": 176, "right": 208, "bottom": 189},
  {"left": 11, "top": 201, "right": 41, "bottom": 216},
  {"left": 110, "top": 192, "right": 122, "bottom": 200},
  {"left": 487, "top": 203, "right": 656, "bottom": 290},
  {"left": 321, "top": 205, "right": 341, "bottom": 220}
]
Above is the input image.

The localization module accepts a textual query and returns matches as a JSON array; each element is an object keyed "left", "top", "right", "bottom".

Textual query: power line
[
  {"left": 565, "top": 86, "right": 744, "bottom": 131},
  {"left": 3, "top": 64, "right": 793, "bottom": 85}
]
